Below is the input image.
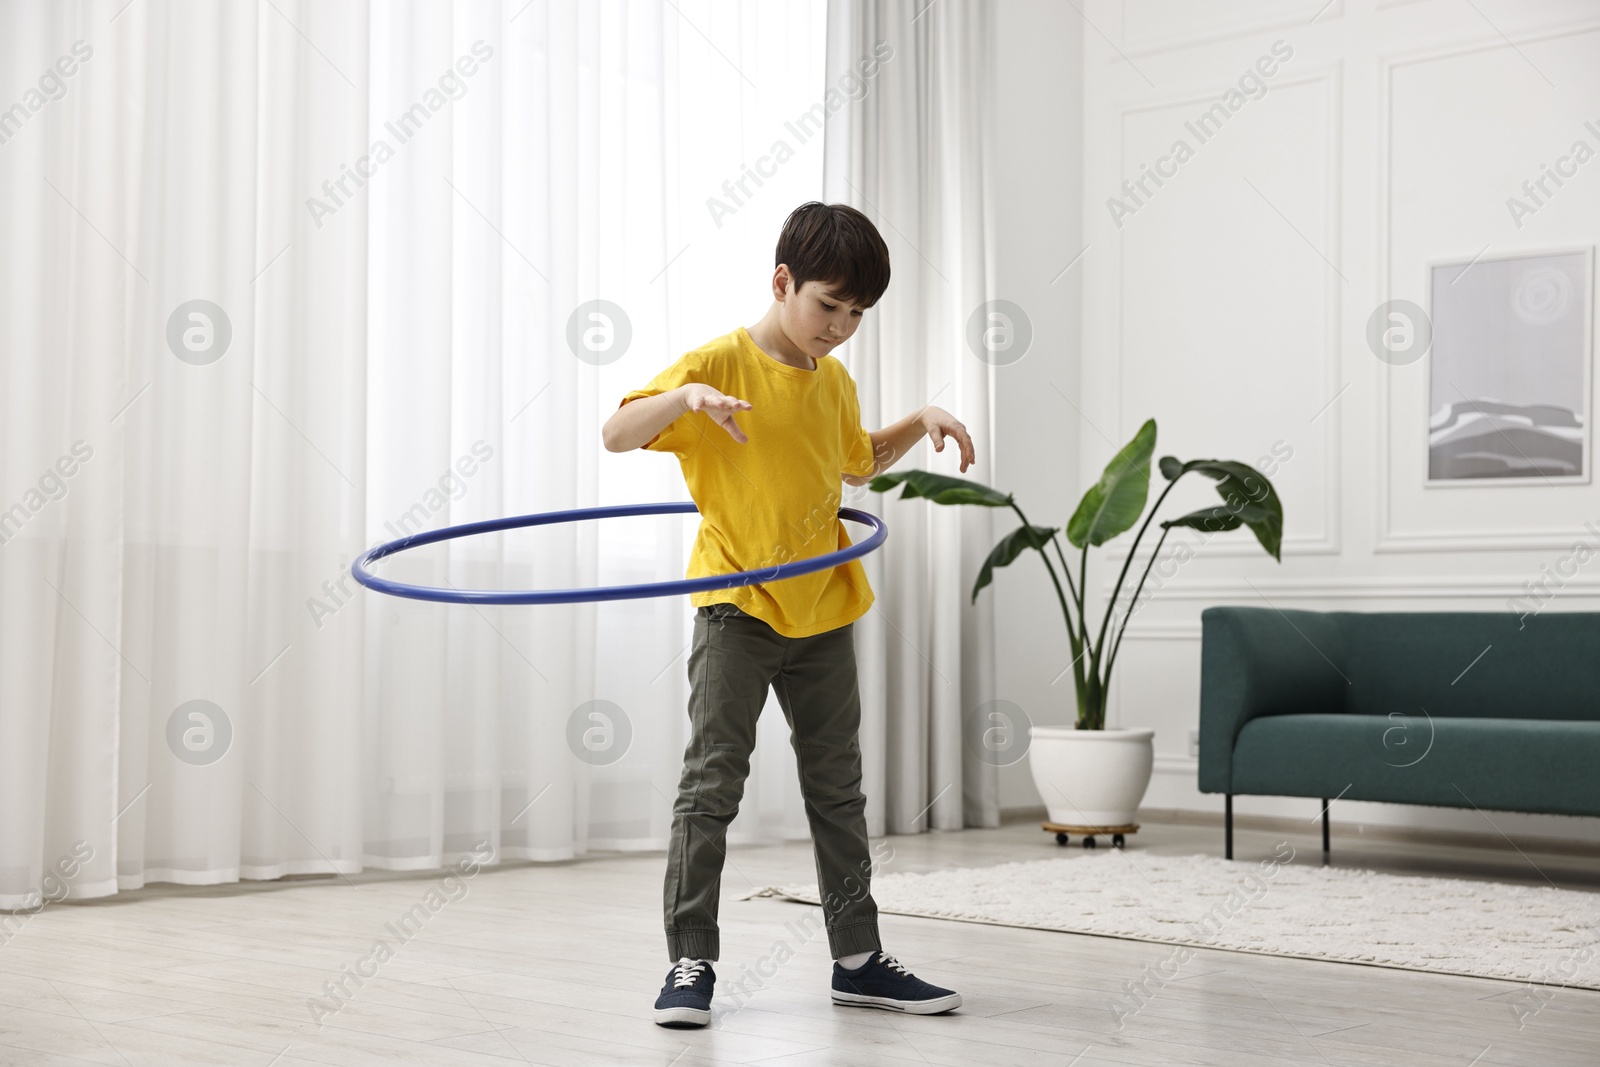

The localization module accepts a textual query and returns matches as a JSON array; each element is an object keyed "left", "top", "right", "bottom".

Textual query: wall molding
[
  {"left": 1113, "top": 574, "right": 1600, "bottom": 600},
  {"left": 1374, "top": 528, "right": 1600, "bottom": 554},
  {"left": 1111, "top": 65, "right": 1344, "bottom": 557},
  {"left": 1119, "top": 623, "right": 1203, "bottom": 640},
  {"left": 1116, "top": 578, "right": 1600, "bottom": 641},
  {"left": 1374, "top": 20, "right": 1600, "bottom": 554},
  {"left": 1115, "top": 0, "right": 1341, "bottom": 60}
]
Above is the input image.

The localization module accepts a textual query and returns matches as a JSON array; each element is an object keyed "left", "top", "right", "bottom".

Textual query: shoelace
[
  {"left": 877, "top": 953, "right": 912, "bottom": 976},
  {"left": 671, "top": 958, "right": 708, "bottom": 989}
]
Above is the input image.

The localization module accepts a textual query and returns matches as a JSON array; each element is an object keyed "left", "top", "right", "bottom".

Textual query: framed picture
[{"left": 1426, "top": 247, "right": 1593, "bottom": 485}]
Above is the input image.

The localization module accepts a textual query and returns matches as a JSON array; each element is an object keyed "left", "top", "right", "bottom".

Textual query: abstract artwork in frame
[{"left": 1428, "top": 249, "right": 1593, "bottom": 483}]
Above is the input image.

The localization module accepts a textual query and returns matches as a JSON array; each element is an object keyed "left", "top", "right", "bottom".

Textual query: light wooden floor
[{"left": 3, "top": 815, "right": 1597, "bottom": 1066}]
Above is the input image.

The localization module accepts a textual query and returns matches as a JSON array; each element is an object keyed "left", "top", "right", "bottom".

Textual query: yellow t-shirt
[{"left": 619, "top": 326, "right": 877, "bottom": 638}]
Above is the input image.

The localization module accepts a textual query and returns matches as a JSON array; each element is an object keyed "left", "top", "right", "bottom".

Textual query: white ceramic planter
[{"left": 1027, "top": 726, "right": 1155, "bottom": 826}]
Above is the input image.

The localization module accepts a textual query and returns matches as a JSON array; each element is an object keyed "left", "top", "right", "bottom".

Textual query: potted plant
[{"left": 870, "top": 418, "right": 1282, "bottom": 827}]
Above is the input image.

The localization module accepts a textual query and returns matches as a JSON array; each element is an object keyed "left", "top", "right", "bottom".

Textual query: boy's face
[{"left": 777, "top": 269, "right": 865, "bottom": 360}]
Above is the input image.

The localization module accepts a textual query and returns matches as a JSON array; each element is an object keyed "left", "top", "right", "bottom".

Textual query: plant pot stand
[{"left": 1041, "top": 821, "right": 1137, "bottom": 849}]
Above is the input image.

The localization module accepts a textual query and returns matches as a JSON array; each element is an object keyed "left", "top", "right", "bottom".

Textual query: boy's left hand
[{"left": 920, "top": 406, "right": 975, "bottom": 473}]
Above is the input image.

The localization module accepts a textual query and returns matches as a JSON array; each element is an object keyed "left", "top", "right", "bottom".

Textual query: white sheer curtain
[
  {"left": 0, "top": 0, "right": 835, "bottom": 907},
  {"left": 825, "top": 0, "right": 1001, "bottom": 833}
]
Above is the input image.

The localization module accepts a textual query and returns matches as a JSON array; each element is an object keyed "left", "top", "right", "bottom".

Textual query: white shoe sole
[
  {"left": 653, "top": 1005, "right": 710, "bottom": 1027},
  {"left": 832, "top": 990, "right": 962, "bottom": 1015}
]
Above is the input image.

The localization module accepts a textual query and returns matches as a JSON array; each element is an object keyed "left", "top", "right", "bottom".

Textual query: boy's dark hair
[{"left": 775, "top": 202, "right": 891, "bottom": 308}]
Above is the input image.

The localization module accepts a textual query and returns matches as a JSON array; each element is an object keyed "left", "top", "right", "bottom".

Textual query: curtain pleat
[
  {"left": 0, "top": 0, "right": 992, "bottom": 909},
  {"left": 824, "top": 0, "right": 1000, "bottom": 833}
]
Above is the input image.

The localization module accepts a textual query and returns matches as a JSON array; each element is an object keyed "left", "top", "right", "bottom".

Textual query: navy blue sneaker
[
  {"left": 832, "top": 951, "right": 961, "bottom": 1014},
  {"left": 654, "top": 958, "right": 715, "bottom": 1027}
]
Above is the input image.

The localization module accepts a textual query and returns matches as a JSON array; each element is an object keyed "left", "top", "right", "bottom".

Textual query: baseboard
[
  {"left": 999, "top": 804, "right": 1600, "bottom": 857},
  {"left": 1151, "top": 806, "right": 1600, "bottom": 858}
]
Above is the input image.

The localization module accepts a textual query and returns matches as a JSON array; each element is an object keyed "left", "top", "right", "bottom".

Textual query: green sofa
[{"left": 1198, "top": 606, "right": 1600, "bottom": 860}]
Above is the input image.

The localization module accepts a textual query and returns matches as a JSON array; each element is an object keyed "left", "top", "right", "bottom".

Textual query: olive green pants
[{"left": 664, "top": 602, "right": 882, "bottom": 962}]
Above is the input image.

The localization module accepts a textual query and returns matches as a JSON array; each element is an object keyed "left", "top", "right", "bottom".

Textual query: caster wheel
[
  {"left": 1055, "top": 832, "right": 1069, "bottom": 846},
  {"left": 1084, "top": 836, "right": 1097, "bottom": 849},
  {"left": 1113, "top": 834, "right": 1126, "bottom": 849}
]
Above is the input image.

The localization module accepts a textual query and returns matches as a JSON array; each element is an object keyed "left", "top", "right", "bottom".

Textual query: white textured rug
[{"left": 746, "top": 851, "right": 1600, "bottom": 990}]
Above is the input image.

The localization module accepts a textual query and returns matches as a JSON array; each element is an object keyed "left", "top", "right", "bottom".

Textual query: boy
[{"left": 602, "top": 202, "right": 975, "bottom": 1028}]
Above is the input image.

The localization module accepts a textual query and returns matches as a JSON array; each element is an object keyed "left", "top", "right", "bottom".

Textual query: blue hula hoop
[{"left": 350, "top": 501, "right": 887, "bottom": 606}]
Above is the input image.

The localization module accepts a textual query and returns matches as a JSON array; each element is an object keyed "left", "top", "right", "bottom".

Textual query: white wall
[
  {"left": 1070, "top": 0, "right": 1600, "bottom": 844},
  {"left": 992, "top": 0, "right": 1086, "bottom": 809}
]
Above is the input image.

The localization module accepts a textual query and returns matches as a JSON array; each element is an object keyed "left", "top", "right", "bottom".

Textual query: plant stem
[
  {"left": 1050, "top": 535, "right": 1084, "bottom": 647},
  {"left": 1080, "top": 543, "right": 1100, "bottom": 728},
  {"left": 1050, "top": 534, "right": 1080, "bottom": 611},
  {"left": 1078, "top": 543, "right": 1088, "bottom": 640},
  {"left": 1104, "top": 525, "right": 1172, "bottom": 687},
  {"left": 1008, "top": 501, "right": 1087, "bottom": 707},
  {"left": 1048, "top": 531, "right": 1092, "bottom": 714},
  {"left": 1088, "top": 476, "right": 1182, "bottom": 686}
]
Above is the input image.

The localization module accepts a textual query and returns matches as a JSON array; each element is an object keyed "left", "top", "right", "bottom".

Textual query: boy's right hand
[{"left": 678, "top": 384, "right": 754, "bottom": 444}]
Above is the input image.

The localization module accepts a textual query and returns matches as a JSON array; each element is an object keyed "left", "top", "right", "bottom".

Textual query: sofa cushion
[
  {"left": 1231, "top": 713, "right": 1600, "bottom": 818},
  {"left": 1336, "top": 611, "right": 1600, "bottom": 722}
]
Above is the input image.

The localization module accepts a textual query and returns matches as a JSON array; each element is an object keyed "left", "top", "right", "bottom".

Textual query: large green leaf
[
  {"left": 869, "top": 469, "right": 1011, "bottom": 507},
  {"left": 1158, "top": 457, "right": 1282, "bottom": 560},
  {"left": 1066, "top": 419, "right": 1156, "bottom": 548},
  {"left": 972, "top": 525, "right": 1057, "bottom": 603},
  {"left": 1160, "top": 502, "right": 1269, "bottom": 535}
]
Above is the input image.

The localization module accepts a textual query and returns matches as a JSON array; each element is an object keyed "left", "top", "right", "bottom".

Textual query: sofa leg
[
  {"left": 1225, "top": 793, "right": 1233, "bottom": 860},
  {"left": 1321, "top": 798, "right": 1330, "bottom": 866}
]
